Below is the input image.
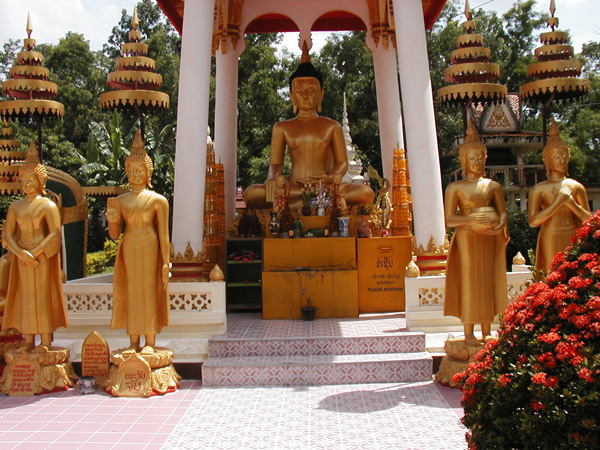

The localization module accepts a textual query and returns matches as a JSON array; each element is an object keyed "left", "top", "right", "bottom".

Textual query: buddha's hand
[
  {"left": 18, "top": 250, "right": 39, "bottom": 268},
  {"left": 552, "top": 183, "right": 573, "bottom": 203},
  {"left": 309, "top": 174, "right": 333, "bottom": 185},
  {"left": 265, "top": 179, "right": 276, "bottom": 202},
  {"left": 106, "top": 197, "right": 118, "bottom": 222}
]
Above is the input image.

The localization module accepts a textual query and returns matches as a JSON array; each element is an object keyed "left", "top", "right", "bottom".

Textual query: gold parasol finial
[
  {"left": 550, "top": 0, "right": 556, "bottom": 17},
  {"left": 132, "top": 6, "right": 139, "bottom": 31},
  {"left": 26, "top": 12, "right": 32, "bottom": 39},
  {"left": 300, "top": 40, "right": 311, "bottom": 63},
  {"left": 464, "top": 0, "right": 472, "bottom": 21}
]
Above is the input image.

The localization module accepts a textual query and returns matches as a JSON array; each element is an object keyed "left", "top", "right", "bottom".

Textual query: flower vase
[{"left": 338, "top": 216, "right": 350, "bottom": 237}]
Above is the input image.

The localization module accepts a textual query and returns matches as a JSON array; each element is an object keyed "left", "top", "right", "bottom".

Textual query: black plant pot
[{"left": 300, "top": 306, "right": 317, "bottom": 321}]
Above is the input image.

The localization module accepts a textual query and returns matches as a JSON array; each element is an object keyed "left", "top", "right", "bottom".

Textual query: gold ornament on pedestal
[
  {"left": 105, "top": 131, "right": 180, "bottom": 396},
  {"left": 0, "top": 142, "right": 75, "bottom": 395},
  {"left": 528, "top": 120, "right": 590, "bottom": 273}
]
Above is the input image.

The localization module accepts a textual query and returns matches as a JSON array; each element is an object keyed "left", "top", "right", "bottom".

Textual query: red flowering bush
[{"left": 454, "top": 210, "right": 600, "bottom": 449}]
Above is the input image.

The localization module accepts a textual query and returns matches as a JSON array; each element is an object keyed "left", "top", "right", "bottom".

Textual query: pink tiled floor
[
  {"left": 222, "top": 313, "right": 408, "bottom": 339},
  {"left": 0, "top": 380, "right": 466, "bottom": 449},
  {"left": 0, "top": 313, "right": 469, "bottom": 449}
]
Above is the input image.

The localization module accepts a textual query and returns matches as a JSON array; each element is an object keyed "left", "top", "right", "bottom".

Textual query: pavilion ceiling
[{"left": 156, "top": 0, "right": 447, "bottom": 49}]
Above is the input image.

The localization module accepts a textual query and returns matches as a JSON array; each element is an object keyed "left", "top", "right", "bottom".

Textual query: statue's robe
[
  {"left": 111, "top": 190, "right": 169, "bottom": 336},
  {"left": 444, "top": 179, "right": 509, "bottom": 324},
  {"left": 2, "top": 197, "right": 68, "bottom": 334}
]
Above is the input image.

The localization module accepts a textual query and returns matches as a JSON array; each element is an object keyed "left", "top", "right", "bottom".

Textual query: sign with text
[
  {"left": 357, "top": 236, "right": 413, "bottom": 313},
  {"left": 81, "top": 331, "right": 110, "bottom": 386},
  {"left": 114, "top": 353, "right": 152, "bottom": 397},
  {"left": 8, "top": 353, "right": 40, "bottom": 396}
]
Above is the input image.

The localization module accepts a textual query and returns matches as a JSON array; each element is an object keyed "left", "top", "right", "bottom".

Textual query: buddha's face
[
  {"left": 20, "top": 171, "right": 41, "bottom": 196},
  {"left": 546, "top": 147, "right": 569, "bottom": 174},
  {"left": 464, "top": 148, "right": 485, "bottom": 176},
  {"left": 126, "top": 161, "right": 148, "bottom": 186},
  {"left": 291, "top": 77, "right": 323, "bottom": 111}
]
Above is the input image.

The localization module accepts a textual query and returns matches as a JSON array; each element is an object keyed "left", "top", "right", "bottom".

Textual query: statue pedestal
[
  {"left": 0, "top": 347, "right": 77, "bottom": 396},
  {"left": 435, "top": 336, "right": 484, "bottom": 388},
  {"left": 105, "top": 348, "right": 181, "bottom": 397}
]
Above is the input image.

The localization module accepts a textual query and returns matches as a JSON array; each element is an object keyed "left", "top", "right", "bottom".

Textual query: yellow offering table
[{"left": 262, "top": 237, "right": 358, "bottom": 319}]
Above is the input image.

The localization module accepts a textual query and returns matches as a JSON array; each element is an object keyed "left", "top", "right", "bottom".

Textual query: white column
[
  {"left": 393, "top": 0, "right": 445, "bottom": 250},
  {"left": 214, "top": 39, "right": 245, "bottom": 229},
  {"left": 172, "top": 0, "right": 214, "bottom": 257},
  {"left": 367, "top": 39, "right": 404, "bottom": 184}
]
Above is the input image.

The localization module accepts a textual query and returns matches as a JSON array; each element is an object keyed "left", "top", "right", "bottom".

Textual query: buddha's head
[
  {"left": 289, "top": 43, "right": 324, "bottom": 114},
  {"left": 20, "top": 140, "right": 47, "bottom": 195},
  {"left": 125, "top": 131, "right": 154, "bottom": 187},
  {"left": 542, "top": 120, "right": 570, "bottom": 177},
  {"left": 458, "top": 119, "right": 487, "bottom": 177}
]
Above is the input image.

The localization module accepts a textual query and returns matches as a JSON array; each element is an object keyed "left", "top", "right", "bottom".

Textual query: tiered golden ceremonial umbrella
[
  {"left": 0, "top": 14, "right": 64, "bottom": 162},
  {"left": 437, "top": 0, "right": 507, "bottom": 131},
  {"left": 99, "top": 8, "right": 169, "bottom": 140},
  {"left": 520, "top": 0, "right": 590, "bottom": 144}
]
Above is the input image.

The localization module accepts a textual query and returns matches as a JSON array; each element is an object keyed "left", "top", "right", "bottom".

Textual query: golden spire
[
  {"left": 131, "top": 130, "right": 146, "bottom": 156},
  {"left": 550, "top": 0, "right": 556, "bottom": 17},
  {"left": 26, "top": 12, "right": 32, "bottom": 39},
  {"left": 464, "top": 0, "right": 472, "bottom": 21},
  {"left": 132, "top": 7, "right": 139, "bottom": 31},
  {"left": 544, "top": 119, "right": 568, "bottom": 152}
]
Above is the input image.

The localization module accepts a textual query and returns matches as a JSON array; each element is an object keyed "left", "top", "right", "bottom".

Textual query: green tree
[
  {"left": 315, "top": 32, "right": 379, "bottom": 174},
  {"left": 44, "top": 32, "right": 107, "bottom": 149},
  {"left": 236, "top": 33, "right": 291, "bottom": 187}
]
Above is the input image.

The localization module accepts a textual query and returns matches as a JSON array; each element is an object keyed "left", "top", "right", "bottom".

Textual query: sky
[{"left": 0, "top": 0, "right": 597, "bottom": 55}]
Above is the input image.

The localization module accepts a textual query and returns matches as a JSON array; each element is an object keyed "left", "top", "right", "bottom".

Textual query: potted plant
[
  {"left": 300, "top": 297, "right": 317, "bottom": 321},
  {"left": 299, "top": 184, "right": 315, "bottom": 216}
]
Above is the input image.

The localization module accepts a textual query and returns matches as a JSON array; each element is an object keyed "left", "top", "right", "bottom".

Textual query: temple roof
[{"left": 156, "top": 0, "right": 447, "bottom": 35}]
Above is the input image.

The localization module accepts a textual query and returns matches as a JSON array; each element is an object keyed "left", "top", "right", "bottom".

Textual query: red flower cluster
[{"left": 455, "top": 210, "right": 600, "bottom": 449}]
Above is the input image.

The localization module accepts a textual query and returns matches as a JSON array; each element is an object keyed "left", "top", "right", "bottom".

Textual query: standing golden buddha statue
[
  {"left": 243, "top": 44, "right": 373, "bottom": 209},
  {"left": 443, "top": 120, "right": 509, "bottom": 345},
  {"left": 107, "top": 131, "right": 170, "bottom": 355},
  {"left": 528, "top": 120, "right": 590, "bottom": 272},
  {"left": 1, "top": 141, "right": 68, "bottom": 350}
]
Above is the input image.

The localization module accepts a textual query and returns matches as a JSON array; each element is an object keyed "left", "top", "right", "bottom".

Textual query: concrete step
[
  {"left": 207, "top": 333, "right": 427, "bottom": 358},
  {"left": 201, "top": 352, "right": 433, "bottom": 386}
]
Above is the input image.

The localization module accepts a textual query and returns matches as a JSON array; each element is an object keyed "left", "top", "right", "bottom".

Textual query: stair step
[
  {"left": 208, "top": 333, "right": 426, "bottom": 357},
  {"left": 201, "top": 352, "right": 433, "bottom": 386}
]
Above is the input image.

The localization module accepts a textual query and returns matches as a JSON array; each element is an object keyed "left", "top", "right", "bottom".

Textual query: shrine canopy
[{"left": 156, "top": 0, "right": 447, "bottom": 36}]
